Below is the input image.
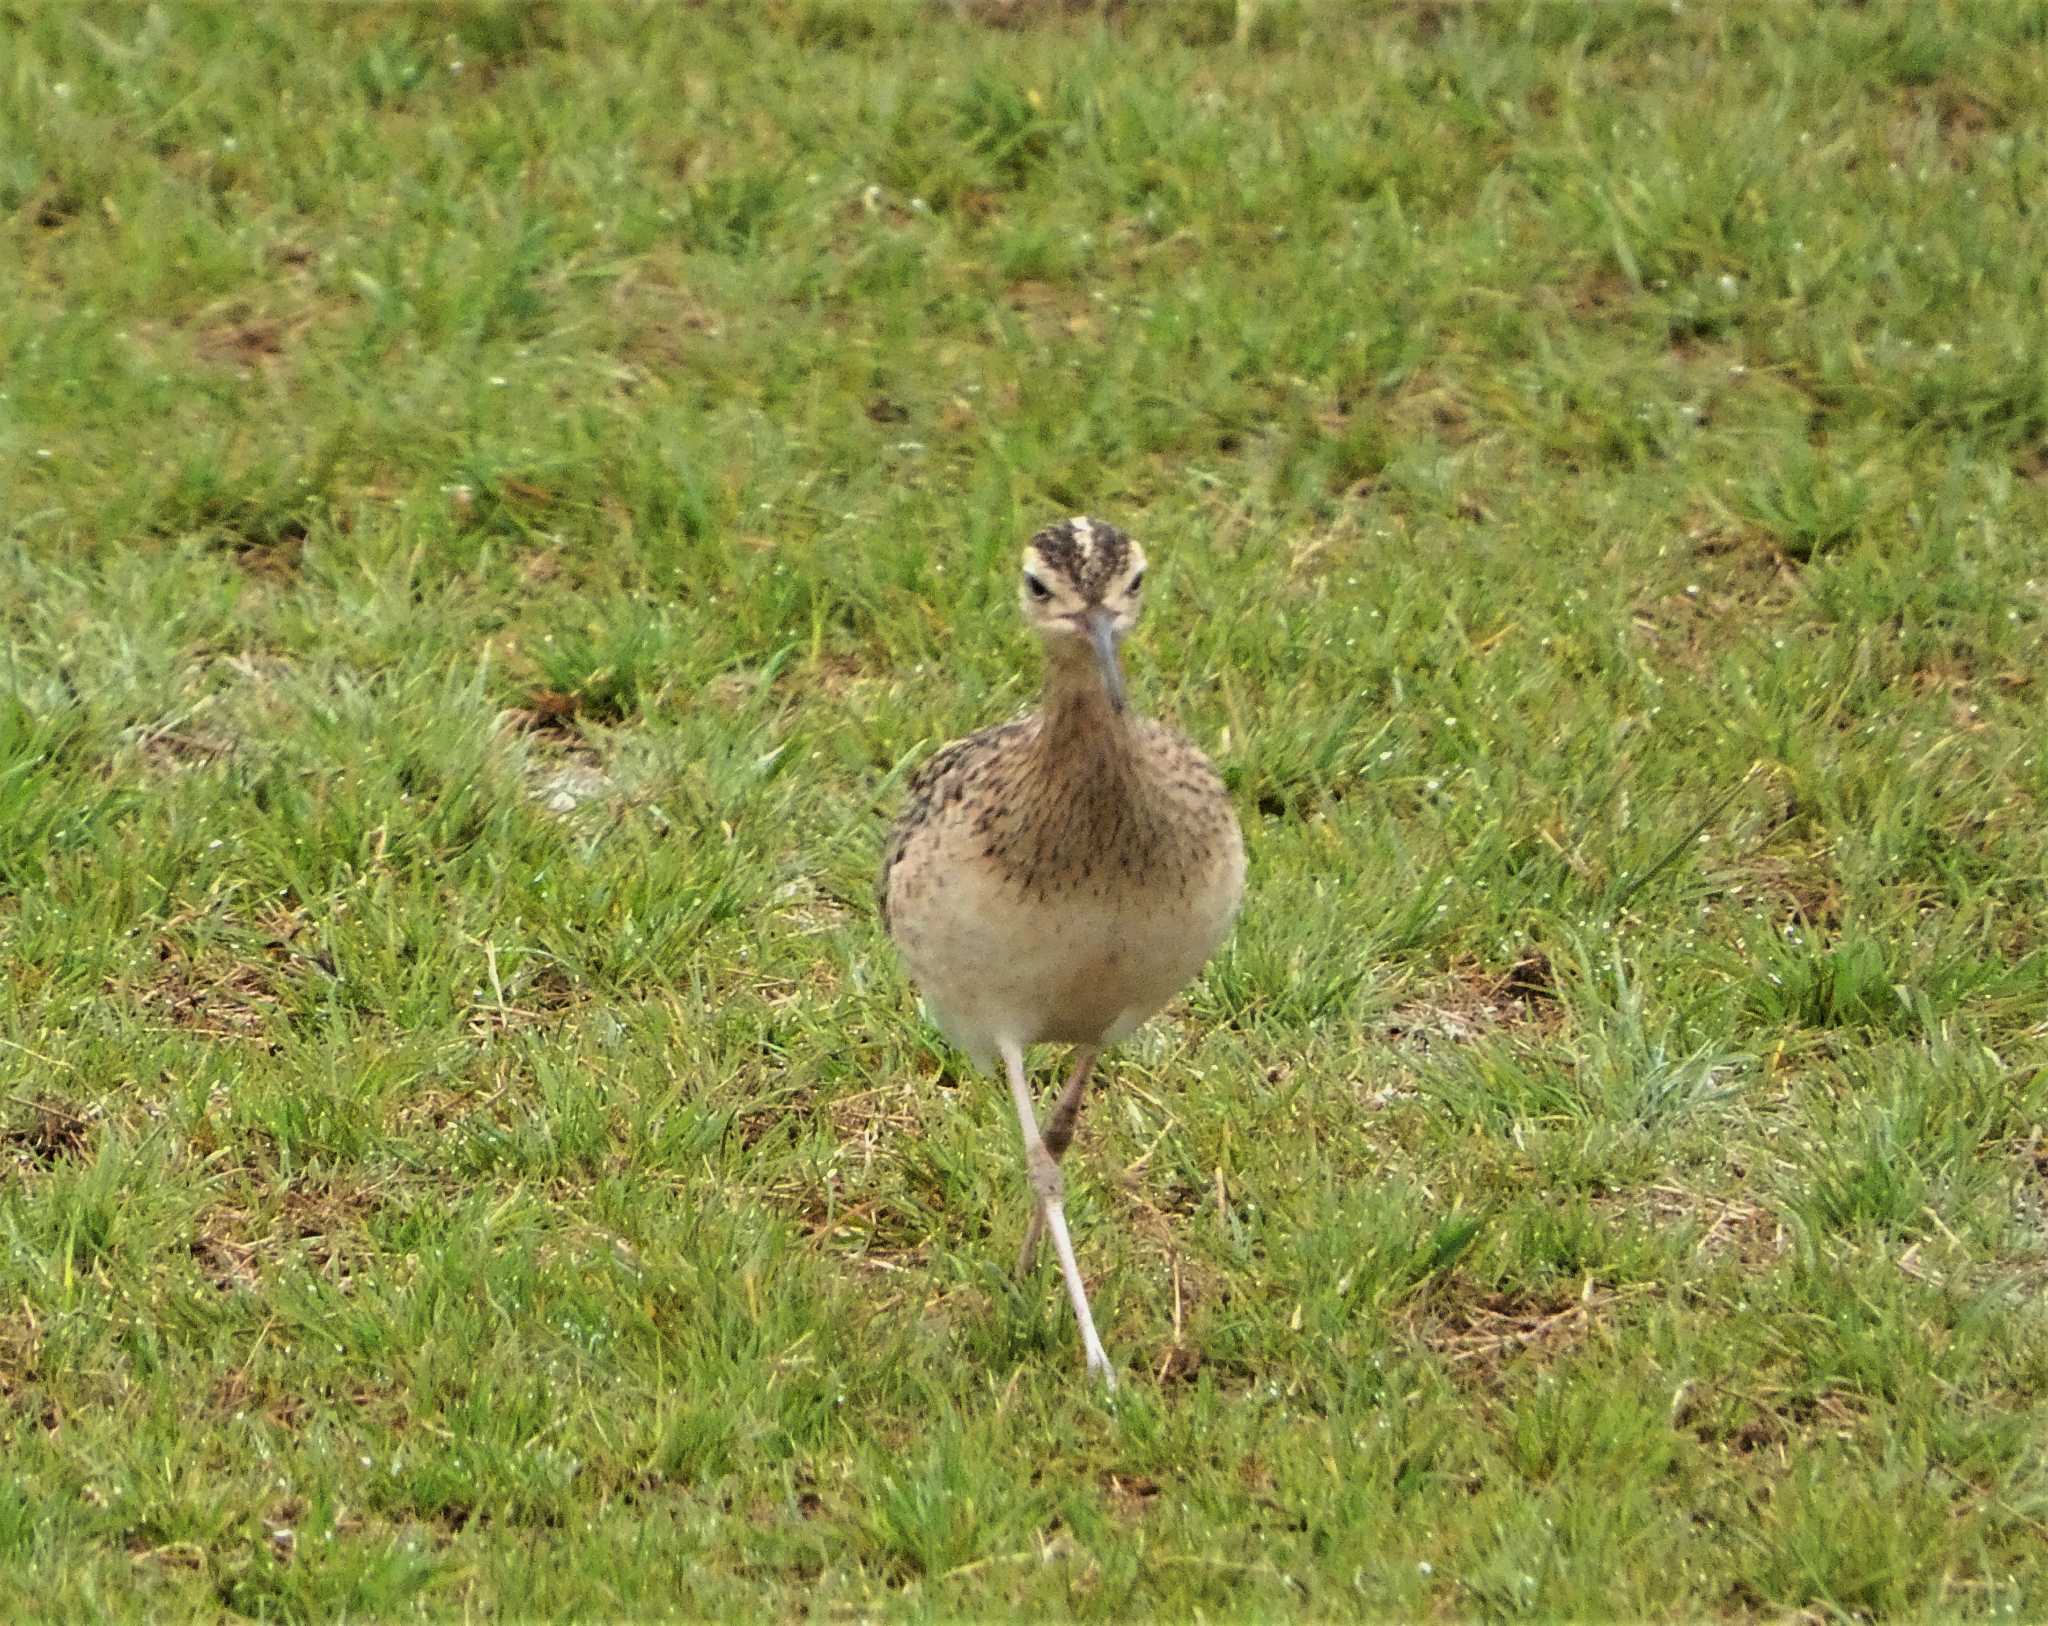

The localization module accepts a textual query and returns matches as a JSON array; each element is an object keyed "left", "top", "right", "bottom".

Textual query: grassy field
[{"left": 4, "top": 0, "right": 2048, "bottom": 1617}]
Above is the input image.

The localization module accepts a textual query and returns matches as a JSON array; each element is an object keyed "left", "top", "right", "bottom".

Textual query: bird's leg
[
  {"left": 1042, "top": 1046, "right": 1100, "bottom": 1159},
  {"left": 1001, "top": 1040, "right": 1115, "bottom": 1388},
  {"left": 1017, "top": 1048, "right": 1098, "bottom": 1276}
]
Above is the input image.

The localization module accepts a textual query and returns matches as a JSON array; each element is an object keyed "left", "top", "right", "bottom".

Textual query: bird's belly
[{"left": 890, "top": 865, "right": 1239, "bottom": 1060}]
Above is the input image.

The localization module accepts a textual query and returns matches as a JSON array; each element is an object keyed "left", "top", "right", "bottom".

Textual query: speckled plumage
[
  {"left": 877, "top": 518, "right": 1244, "bottom": 1385},
  {"left": 1020, "top": 514, "right": 1135, "bottom": 602},
  {"left": 879, "top": 705, "right": 1241, "bottom": 1057}
]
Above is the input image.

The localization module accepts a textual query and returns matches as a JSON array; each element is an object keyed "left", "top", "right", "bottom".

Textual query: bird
[{"left": 878, "top": 516, "right": 1245, "bottom": 1387}]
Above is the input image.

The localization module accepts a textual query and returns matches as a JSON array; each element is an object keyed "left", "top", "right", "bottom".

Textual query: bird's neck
[
  {"left": 1038, "top": 655, "right": 1132, "bottom": 750},
  {"left": 991, "top": 655, "right": 1178, "bottom": 880}
]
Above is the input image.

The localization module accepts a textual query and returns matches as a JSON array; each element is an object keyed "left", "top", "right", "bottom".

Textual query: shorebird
[{"left": 878, "top": 517, "right": 1245, "bottom": 1387}]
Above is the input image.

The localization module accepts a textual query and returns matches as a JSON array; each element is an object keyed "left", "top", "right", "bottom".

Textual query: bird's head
[{"left": 1018, "top": 516, "right": 1148, "bottom": 713}]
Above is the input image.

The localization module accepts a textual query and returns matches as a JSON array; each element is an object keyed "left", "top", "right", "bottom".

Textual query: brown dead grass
[
  {"left": 1382, "top": 950, "right": 1563, "bottom": 1053},
  {"left": 611, "top": 273, "right": 729, "bottom": 373},
  {"left": 225, "top": 522, "right": 309, "bottom": 583},
  {"left": 498, "top": 697, "right": 618, "bottom": 823},
  {"left": 195, "top": 316, "right": 289, "bottom": 371},
  {"left": 1103, "top": 1468, "right": 1163, "bottom": 1514},
  {"left": 1350, "top": 369, "right": 1480, "bottom": 451},
  {"left": 1674, "top": 1380, "right": 1868, "bottom": 1463},
  {"left": 186, "top": 292, "right": 337, "bottom": 381},
  {"left": 1004, "top": 278, "right": 1101, "bottom": 343},
  {"left": 191, "top": 1175, "right": 400, "bottom": 1308},
  {"left": 1409, "top": 1276, "right": 1627, "bottom": 1382},
  {"left": 502, "top": 689, "right": 586, "bottom": 743},
  {"left": 127, "top": 943, "right": 289, "bottom": 1040},
  {"left": 190, "top": 1231, "right": 263, "bottom": 1296},
  {"left": 947, "top": 0, "right": 1129, "bottom": 29},
  {"left": 132, "top": 722, "right": 237, "bottom": 772},
  {"left": 1711, "top": 849, "right": 1843, "bottom": 931},
  {"left": 1608, "top": 1183, "right": 1789, "bottom": 1269},
  {"left": 465, "top": 961, "right": 586, "bottom": 1036},
  {"left": 1567, "top": 264, "right": 1638, "bottom": 320},
  {"left": 1894, "top": 75, "right": 2011, "bottom": 161},
  {"left": 2, "top": 1096, "right": 94, "bottom": 1168},
  {"left": 1631, "top": 518, "right": 1805, "bottom": 671}
]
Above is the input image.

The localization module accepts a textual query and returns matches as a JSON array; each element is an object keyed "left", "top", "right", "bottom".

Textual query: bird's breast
[{"left": 887, "top": 816, "right": 1243, "bottom": 1054}]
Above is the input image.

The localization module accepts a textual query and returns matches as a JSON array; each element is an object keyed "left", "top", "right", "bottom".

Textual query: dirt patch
[
  {"left": 128, "top": 948, "right": 285, "bottom": 1040},
  {"left": 205, "top": 1365, "right": 311, "bottom": 1430},
  {"left": 1713, "top": 825, "right": 1842, "bottom": 929},
  {"left": 1004, "top": 278, "right": 1099, "bottom": 343},
  {"left": 797, "top": 649, "right": 879, "bottom": 702},
  {"left": 1383, "top": 951, "right": 1562, "bottom": 1050},
  {"left": 1567, "top": 264, "right": 1637, "bottom": 319},
  {"left": 1630, "top": 536, "right": 1810, "bottom": 675},
  {"left": 1139, "top": 1338, "right": 1197, "bottom": 1387},
  {"left": 464, "top": 961, "right": 586, "bottom": 1037},
  {"left": 1896, "top": 76, "right": 2008, "bottom": 157},
  {"left": 196, "top": 317, "right": 289, "bottom": 370},
  {"left": 194, "top": 1176, "right": 395, "bottom": 1300},
  {"left": 1497, "top": 948, "right": 1558, "bottom": 1007},
  {"left": 1674, "top": 1380, "right": 1866, "bottom": 1461},
  {"left": 1936, "top": 89, "right": 1998, "bottom": 144},
  {"left": 2, "top": 1097, "right": 93, "bottom": 1167},
  {"left": 1366, "top": 369, "right": 1479, "bottom": 456},
  {"left": 189, "top": 296, "right": 331, "bottom": 379},
  {"left": 1884, "top": 76, "right": 2009, "bottom": 170},
  {"left": 500, "top": 695, "right": 616, "bottom": 817},
  {"left": 1612, "top": 1184, "right": 1788, "bottom": 1267},
  {"left": 610, "top": 265, "right": 727, "bottom": 371},
  {"left": 133, "top": 721, "right": 237, "bottom": 772},
  {"left": 1411, "top": 1278, "right": 1623, "bottom": 1381},
  {"left": 1103, "top": 1469, "right": 1163, "bottom": 1513},
  {"left": 949, "top": 0, "right": 1130, "bottom": 28},
  {"left": 277, "top": 1183, "right": 386, "bottom": 1283},
  {"left": 225, "top": 521, "right": 308, "bottom": 582},
  {"left": 191, "top": 1231, "right": 263, "bottom": 1295},
  {"left": 502, "top": 688, "right": 584, "bottom": 742},
  {"left": 24, "top": 183, "right": 83, "bottom": 231},
  {"left": 1631, "top": 521, "right": 1805, "bottom": 669},
  {"left": 1908, "top": 651, "right": 2032, "bottom": 734}
]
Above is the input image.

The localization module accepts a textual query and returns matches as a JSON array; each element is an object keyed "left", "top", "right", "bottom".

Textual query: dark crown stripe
[{"left": 1027, "top": 517, "right": 1135, "bottom": 599}]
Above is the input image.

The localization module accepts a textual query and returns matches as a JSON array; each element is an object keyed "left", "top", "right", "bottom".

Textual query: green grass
[{"left": 4, "top": 0, "right": 2048, "bottom": 1617}]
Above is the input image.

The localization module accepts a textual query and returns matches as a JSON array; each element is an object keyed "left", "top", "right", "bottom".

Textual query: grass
[{"left": 3, "top": 0, "right": 2048, "bottom": 1616}]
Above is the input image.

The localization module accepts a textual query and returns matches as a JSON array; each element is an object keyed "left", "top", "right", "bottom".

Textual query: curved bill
[{"left": 1082, "top": 606, "right": 1126, "bottom": 713}]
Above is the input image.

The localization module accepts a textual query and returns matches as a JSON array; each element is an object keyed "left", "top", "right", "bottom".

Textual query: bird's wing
[{"left": 876, "top": 717, "right": 1033, "bottom": 933}]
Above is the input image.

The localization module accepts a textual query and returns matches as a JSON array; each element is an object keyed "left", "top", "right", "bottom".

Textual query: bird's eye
[
  {"left": 1127, "top": 570, "right": 1144, "bottom": 594},
  {"left": 1024, "top": 573, "right": 1052, "bottom": 602}
]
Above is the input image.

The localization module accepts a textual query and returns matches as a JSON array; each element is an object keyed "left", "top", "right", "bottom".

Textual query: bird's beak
[{"left": 1082, "top": 607, "right": 1126, "bottom": 713}]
